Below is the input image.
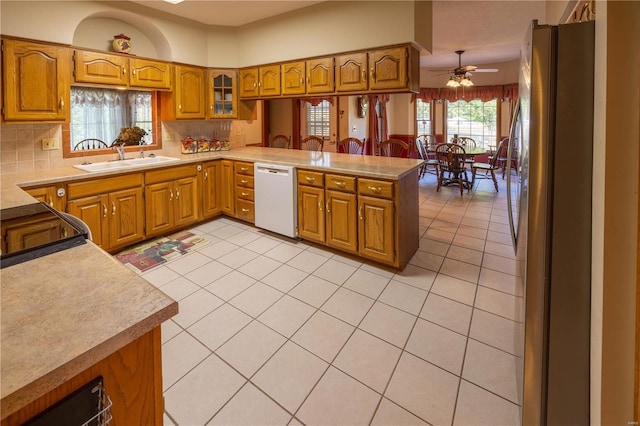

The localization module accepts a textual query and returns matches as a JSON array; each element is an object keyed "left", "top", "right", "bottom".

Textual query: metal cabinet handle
[
  {"left": 240, "top": 179, "right": 249, "bottom": 185},
  {"left": 318, "top": 199, "right": 323, "bottom": 211},
  {"left": 103, "top": 204, "right": 107, "bottom": 218},
  {"left": 59, "top": 98, "right": 64, "bottom": 109},
  {"left": 370, "top": 68, "right": 374, "bottom": 80},
  {"left": 334, "top": 180, "right": 346, "bottom": 188},
  {"left": 132, "top": 68, "right": 136, "bottom": 76},
  {"left": 241, "top": 192, "right": 249, "bottom": 197},
  {"left": 112, "top": 202, "right": 116, "bottom": 216},
  {"left": 359, "top": 205, "right": 364, "bottom": 220},
  {"left": 176, "top": 189, "right": 180, "bottom": 199},
  {"left": 123, "top": 66, "right": 126, "bottom": 75},
  {"left": 178, "top": 104, "right": 182, "bottom": 112},
  {"left": 204, "top": 171, "right": 208, "bottom": 179},
  {"left": 305, "top": 176, "right": 315, "bottom": 183},
  {"left": 361, "top": 69, "right": 367, "bottom": 82},
  {"left": 47, "top": 197, "right": 54, "bottom": 207},
  {"left": 326, "top": 201, "right": 330, "bottom": 213},
  {"left": 240, "top": 167, "right": 248, "bottom": 172},
  {"left": 241, "top": 208, "right": 250, "bottom": 213},
  {"left": 169, "top": 190, "right": 173, "bottom": 201},
  {"left": 368, "top": 185, "right": 382, "bottom": 194},
  {"left": 300, "top": 77, "right": 304, "bottom": 85}
]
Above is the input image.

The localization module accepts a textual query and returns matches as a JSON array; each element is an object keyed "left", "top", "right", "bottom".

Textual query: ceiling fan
[{"left": 432, "top": 50, "right": 499, "bottom": 87}]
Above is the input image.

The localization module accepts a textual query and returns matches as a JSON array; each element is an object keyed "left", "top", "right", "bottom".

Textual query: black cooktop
[{"left": 1, "top": 202, "right": 89, "bottom": 268}]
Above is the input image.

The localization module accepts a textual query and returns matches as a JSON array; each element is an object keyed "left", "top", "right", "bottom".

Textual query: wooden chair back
[
  {"left": 435, "top": 143, "right": 467, "bottom": 173},
  {"left": 301, "top": 136, "right": 324, "bottom": 152},
  {"left": 73, "top": 138, "right": 108, "bottom": 151},
  {"left": 376, "top": 139, "right": 409, "bottom": 157},
  {"left": 337, "top": 137, "right": 364, "bottom": 154},
  {"left": 269, "top": 134, "right": 290, "bottom": 149}
]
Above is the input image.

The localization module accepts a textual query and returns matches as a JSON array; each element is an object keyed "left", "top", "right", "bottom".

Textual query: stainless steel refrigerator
[{"left": 507, "top": 20, "right": 595, "bottom": 425}]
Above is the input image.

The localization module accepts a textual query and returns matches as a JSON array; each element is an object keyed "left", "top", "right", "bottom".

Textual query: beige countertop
[{"left": 0, "top": 147, "right": 421, "bottom": 418}]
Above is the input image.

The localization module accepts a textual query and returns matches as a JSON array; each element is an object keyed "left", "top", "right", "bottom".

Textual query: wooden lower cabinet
[
  {"left": 1, "top": 328, "right": 164, "bottom": 426},
  {"left": 220, "top": 160, "right": 235, "bottom": 216},
  {"left": 67, "top": 175, "right": 145, "bottom": 252},
  {"left": 326, "top": 189, "right": 358, "bottom": 253},
  {"left": 297, "top": 184, "right": 325, "bottom": 243},
  {"left": 234, "top": 161, "right": 255, "bottom": 223},
  {"left": 145, "top": 166, "right": 199, "bottom": 237},
  {"left": 201, "top": 160, "right": 221, "bottom": 218},
  {"left": 24, "top": 185, "right": 66, "bottom": 211},
  {"left": 357, "top": 195, "right": 395, "bottom": 264}
]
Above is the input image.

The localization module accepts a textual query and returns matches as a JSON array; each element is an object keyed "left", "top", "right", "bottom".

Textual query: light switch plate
[{"left": 42, "top": 138, "right": 59, "bottom": 150}]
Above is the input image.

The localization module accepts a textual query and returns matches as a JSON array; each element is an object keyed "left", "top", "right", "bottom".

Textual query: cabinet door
[
  {"left": 358, "top": 195, "right": 394, "bottom": 264},
  {"left": 202, "top": 161, "right": 221, "bottom": 218},
  {"left": 239, "top": 68, "right": 259, "bottom": 98},
  {"left": 129, "top": 58, "right": 172, "bottom": 90},
  {"left": 145, "top": 182, "right": 173, "bottom": 237},
  {"left": 369, "top": 47, "right": 407, "bottom": 91},
  {"left": 5, "top": 218, "right": 65, "bottom": 254},
  {"left": 281, "top": 61, "right": 306, "bottom": 96},
  {"left": 68, "top": 195, "right": 109, "bottom": 249},
  {"left": 306, "top": 57, "right": 334, "bottom": 94},
  {"left": 335, "top": 52, "right": 368, "bottom": 92},
  {"left": 208, "top": 70, "right": 237, "bottom": 118},
  {"left": 259, "top": 65, "right": 281, "bottom": 96},
  {"left": 220, "top": 160, "right": 235, "bottom": 215},
  {"left": 174, "top": 176, "right": 199, "bottom": 227},
  {"left": 25, "top": 185, "right": 66, "bottom": 211},
  {"left": 326, "top": 190, "right": 357, "bottom": 253},
  {"left": 174, "top": 65, "right": 206, "bottom": 119},
  {"left": 2, "top": 39, "right": 71, "bottom": 121},
  {"left": 109, "top": 187, "right": 145, "bottom": 250},
  {"left": 297, "top": 185, "right": 325, "bottom": 243},
  {"left": 74, "top": 50, "right": 129, "bottom": 86}
]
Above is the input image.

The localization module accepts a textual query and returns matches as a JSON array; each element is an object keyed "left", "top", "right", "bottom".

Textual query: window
[
  {"left": 446, "top": 99, "right": 497, "bottom": 148},
  {"left": 70, "top": 87, "right": 154, "bottom": 151},
  {"left": 306, "top": 100, "right": 330, "bottom": 137},
  {"left": 416, "top": 99, "right": 431, "bottom": 135}
]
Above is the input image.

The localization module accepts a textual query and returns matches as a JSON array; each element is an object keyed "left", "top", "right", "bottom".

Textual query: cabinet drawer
[
  {"left": 235, "top": 174, "right": 254, "bottom": 188},
  {"left": 236, "top": 187, "right": 254, "bottom": 201},
  {"left": 236, "top": 199, "right": 255, "bottom": 222},
  {"left": 145, "top": 165, "right": 197, "bottom": 185},
  {"left": 326, "top": 174, "right": 356, "bottom": 192},
  {"left": 68, "top": 173, "right": 143, "bottom": 199},
  {"left": 358, "top": 178, "right": 394, "bottom": 199},
  {"left": 235, "top": 161, "right": 254, "bottom": 176},
  {"left": 298, "top": 170, "right": 324, "bottom": 187}
]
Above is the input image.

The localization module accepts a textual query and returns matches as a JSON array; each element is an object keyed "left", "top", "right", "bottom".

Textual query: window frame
[
  {"left": 62, "top": 90, "right": 162, "bottom": 159},
  {"left": 415, "top": 98, "right": 432, "bottom": 137},
  {"left": 305, "top": 100, "right": 331, "bottom": 138},
  {"left": 444, "top": 98, "right": 498, "bottom": 148}
]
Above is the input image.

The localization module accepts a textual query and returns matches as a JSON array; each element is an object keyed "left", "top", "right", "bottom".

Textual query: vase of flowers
[{"left": 113, "top": 126, "right": 148, "bottom": 146}]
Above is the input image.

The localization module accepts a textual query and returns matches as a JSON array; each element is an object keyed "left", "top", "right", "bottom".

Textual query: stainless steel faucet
[{"left": 113, "top": 143, "right": 126, "bottom": 160}]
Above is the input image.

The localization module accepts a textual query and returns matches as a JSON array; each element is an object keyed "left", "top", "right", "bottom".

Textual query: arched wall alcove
[{"left": 72, "top": 10, "right": 172, "bottom": 61}]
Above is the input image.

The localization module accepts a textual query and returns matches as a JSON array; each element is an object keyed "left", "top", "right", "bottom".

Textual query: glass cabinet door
[{"left": 209, "top": 70, "right": 237, "bottom": 118}]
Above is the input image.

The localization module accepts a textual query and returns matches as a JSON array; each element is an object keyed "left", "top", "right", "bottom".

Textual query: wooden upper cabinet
[
  {"left": 74, "top": 50, "right": 129, "bottom": 86},
  {"left": 174, "top": 64, "right": 206, "bottom": 119},
  {"left": 335, "top": 52, "right": 368, "bottom": 92},
  {"left": 307, "top": 57, "right": 334, "bottom": 94},
  {"left": 259, "top": 65, "right": 281, "bottom": 96},
  {"left": 369, "top": 46, "right": 408, "bottom": 91},
  {"left": 281, "top": 61, "right": 306, "bottom": 96},
  {"left": 208, "top": 69, "right": 237, "bottom": 118},
  {"left": 129, "top": 58, "right": 172, "bottom": 90},
  {"left": 2, "top": 39, "right": 71, "bottom": 122},
  {"left": 239, "top": 68, "right": 259, "bottom": 98}
]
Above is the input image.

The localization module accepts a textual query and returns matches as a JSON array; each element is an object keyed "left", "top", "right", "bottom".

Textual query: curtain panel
[{"left": 412, "top": 83, "right": 519, "bottom": 103}]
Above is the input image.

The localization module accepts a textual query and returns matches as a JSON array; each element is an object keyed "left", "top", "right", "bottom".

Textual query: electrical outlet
[
  {"left": 42, "top": 138, "right": 59, "bottom": 150},
  {"left": 352, "top": 126, "right": 357, "bottom": 132}
]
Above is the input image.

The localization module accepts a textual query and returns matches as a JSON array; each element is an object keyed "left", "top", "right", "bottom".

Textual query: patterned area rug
[{"left": 115, "top": 231, "right": 209, "bottom": 273}]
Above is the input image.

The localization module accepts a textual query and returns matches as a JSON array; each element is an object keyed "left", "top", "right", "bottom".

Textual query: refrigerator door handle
[{"left": 506, "top": 99, "right": 521, "bottom": 251}]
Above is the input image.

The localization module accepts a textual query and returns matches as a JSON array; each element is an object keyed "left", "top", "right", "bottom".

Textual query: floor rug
[{"left": 115, "top": 231, "right": 209, "bottom": 273}]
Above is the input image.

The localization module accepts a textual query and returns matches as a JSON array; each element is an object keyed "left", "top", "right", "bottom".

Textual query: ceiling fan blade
[
  {"left": 457, "top": 65, "right": 477, "bottom": 72},
  {"left": 472, "top": 68, "right": 499, "bottom": 73}
]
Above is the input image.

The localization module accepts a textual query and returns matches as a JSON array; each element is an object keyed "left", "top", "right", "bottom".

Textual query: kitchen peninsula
[{"left": 0, "top": 147, "right": 422, "bottom": 424}]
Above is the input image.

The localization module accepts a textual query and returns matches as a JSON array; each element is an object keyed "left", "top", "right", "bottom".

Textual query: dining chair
[
  {"left": 435, "top": 143, "right": 470, "bottom": 195},
  {"left": 415, "top": 135, "right": 438, "bottom": 178},
  {"left": 471, "top": 137, "right": 508, "bottom": 192},
  {"left": 73, "top": 138, "right": 109, "bottom": 151},
  {"left": 456, "top": 137, "right": 477, "bottom": 167},
  {"left": 301, "top": 135, "right": 324, "bottom": 152},
  {"left": 376, "top": 139, "right": 409, "bottom": 158},
  {"left": 269, "top": 134, "right": 291, "bottom": 149},
  {"left": 336, "top": 137, "right": 364, "bottom": 155},
  {"left": 490, "top": 137, "right": 510, "bottom": 178}
]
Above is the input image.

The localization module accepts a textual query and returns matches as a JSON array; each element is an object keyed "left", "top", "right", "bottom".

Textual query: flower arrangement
[{"left": 114, "top": 126, "right": 148, "bottom": 146}]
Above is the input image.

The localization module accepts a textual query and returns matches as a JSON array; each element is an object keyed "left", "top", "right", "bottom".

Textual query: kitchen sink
[{"left": 74, "top": 156, "right": 181, "bottom": 172}]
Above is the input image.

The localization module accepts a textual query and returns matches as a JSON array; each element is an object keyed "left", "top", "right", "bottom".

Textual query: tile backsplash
[{"left": 0, "top": 120, "right": 252, "bottom": 174}]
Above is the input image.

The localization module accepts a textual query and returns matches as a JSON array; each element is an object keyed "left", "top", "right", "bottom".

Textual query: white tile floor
[{"left": 125, "top": 171, "right": 525, "bottom": 426}]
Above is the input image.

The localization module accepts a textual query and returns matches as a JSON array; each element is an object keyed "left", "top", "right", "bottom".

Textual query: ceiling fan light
[
  {"left": 460, "top": 77, "right": 474, "bottom": 87},
  {"left": 163, "top": 0, "right": 184, "bottom": 4},
  {"left": 446, "top": 77, "right": 460, "bottom": 88}
]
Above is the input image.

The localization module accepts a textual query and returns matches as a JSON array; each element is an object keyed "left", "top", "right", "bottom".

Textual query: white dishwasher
[{"left": 254, "top": 163, "right": 298, "bottom": 238}]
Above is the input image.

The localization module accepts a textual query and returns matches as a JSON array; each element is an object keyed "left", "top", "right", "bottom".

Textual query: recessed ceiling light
[{"left": 163, "top": 0, "right": 184, "bottom": 4}]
